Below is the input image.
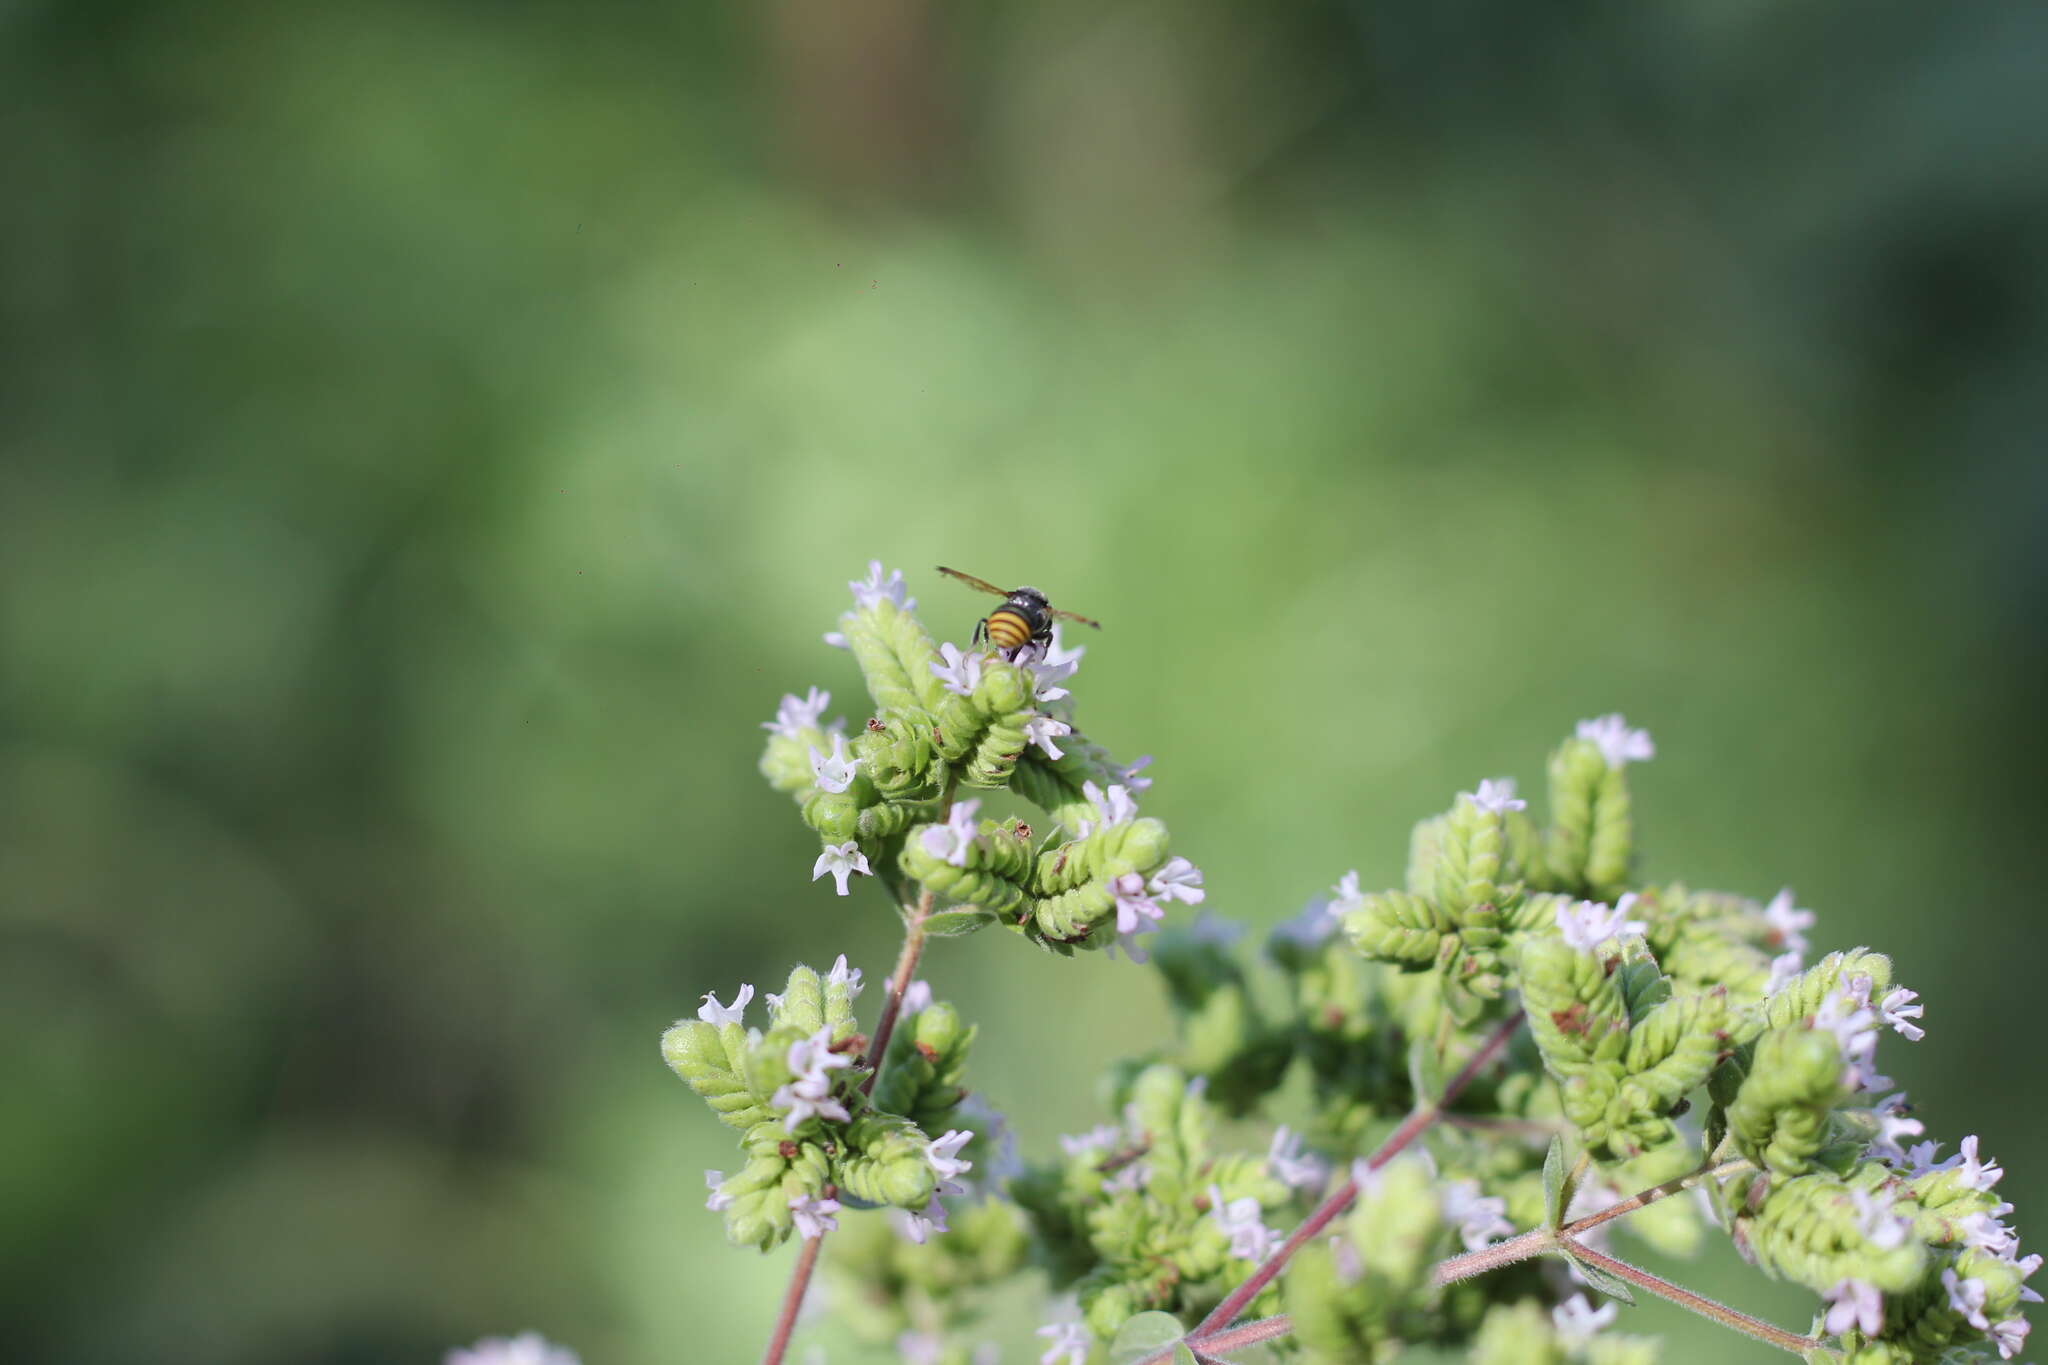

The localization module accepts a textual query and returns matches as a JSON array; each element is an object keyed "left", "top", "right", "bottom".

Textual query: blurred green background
[{"left": 4, "top": 0, "right": 2044, "bottom": 1361}]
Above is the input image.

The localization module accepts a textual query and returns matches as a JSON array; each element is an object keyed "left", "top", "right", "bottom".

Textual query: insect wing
[
  {"left": 935, "top": 566, "right": 1010, "bottom": 598},
  {"left": 1046, "top": 605, "right": 1103, "bottom": 630}
]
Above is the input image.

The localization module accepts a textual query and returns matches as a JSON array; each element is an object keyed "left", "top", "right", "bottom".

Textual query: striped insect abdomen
[{"left": 985, "top": 608, "right": 1033, "bottom": 651}]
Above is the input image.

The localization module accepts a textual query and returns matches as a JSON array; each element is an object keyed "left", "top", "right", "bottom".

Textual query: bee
[{"left": 935, "top": 566, "right": 1102, "bottom": 659}]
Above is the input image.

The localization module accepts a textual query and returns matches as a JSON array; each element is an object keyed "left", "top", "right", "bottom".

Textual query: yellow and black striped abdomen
[{"left": 985, "top": 607, "right": 1034, "bottom": 651}]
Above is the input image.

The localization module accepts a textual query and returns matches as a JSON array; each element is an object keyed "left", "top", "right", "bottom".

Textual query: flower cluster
[{"left": 652, "top": 564, "right": 2034, "bottom": 1365}]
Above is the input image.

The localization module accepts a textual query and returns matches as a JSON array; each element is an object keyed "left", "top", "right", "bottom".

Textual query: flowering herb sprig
[{"left": 653, "top": 562, "right": 2034, "bottom": 1365}]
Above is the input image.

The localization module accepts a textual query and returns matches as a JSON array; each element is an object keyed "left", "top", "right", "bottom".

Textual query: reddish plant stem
[
  {"left": 1180, "top": 1012, "right": 1526, "bottom": 1345},
  {"left": 1563, "top": 1242, "right": 1819, "bottom": 1356},
  {"left": 1195, "top": 1314, "right": 1295, "bottom": 1355},
  {"left": 757, "top": 1236, "right": 822, "bottom": 1365},
  {"left": 759, "top": 887, "right": 936, "bottom": 1365}
]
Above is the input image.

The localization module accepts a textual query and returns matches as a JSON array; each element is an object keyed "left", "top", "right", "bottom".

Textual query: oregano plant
[{"left": 653, "top": 560, "right": 2036, "bottom": 1365}]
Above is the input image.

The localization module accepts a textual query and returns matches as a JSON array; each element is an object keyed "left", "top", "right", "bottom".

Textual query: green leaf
[
  {"left": 1407, "top": 1035, "right": 1446, "bottom": 1102},
  {"left": 1542, "top": 1136, "right": 1567, "bottom": 1228},
  {"left": 921, "top": 906, "right": 999, "bottom": 937},
  {"left": 1562, "top": 1249, "right": 1637, "bottom": 1306},
  {"left": 1110, "top": 1311, "right": 1188, "bottom": 1364}
]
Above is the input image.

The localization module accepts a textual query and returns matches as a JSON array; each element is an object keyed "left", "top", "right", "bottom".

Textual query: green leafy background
[{"left": 3, "top": 1, "right": 2042, "bottom": 1361}]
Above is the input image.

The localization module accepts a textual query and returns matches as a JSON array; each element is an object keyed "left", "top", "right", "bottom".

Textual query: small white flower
[
  {"left": 1990, "top": 1315, "right": 2029, "bottom": 1359},
  {"left": 697, "top": 984, "right": 754, "bottom": 1026},
  {"left": 1815, "top": 985, "right": 1888, "bottom": 1093},
  {"left": 809, "top": 733, "right": 858, "bottom": 793},
  {"left": 762, "top": 687, "right": 833, "bottom": 738},
  {"left": 1103, "top": 929, "right": 1155, "bottom": 963},
  {"left": 1110, "top": 873, "right": 1166, "bottom": 937},
  {"left": 1958, "top": 1208, "right": 2019, "bottom": 1257},
  {"left": 811, "top": 841, "right": 870, "bottom": 896},
  {"left": 930, "top": 642, "right": 984, "bottom": 697},
  {"left": 1102, "top": 1161, "right": 1148, "bottom": 1194},
  {"left": 1036, "top": 1321, "right": 1091, "bottom": 1365},
  {"left": 919, "top": 800, "right": 983, "bottom": 867},
  {"left": 1555, "top": 896, "right": 1647, "bottom": 954},
  {"left": 773, "top": 1027, "right": 855, "bottom": 1126},
  {"left": 1576, "top": 713, "right": 1655, "bottom": 769},
  {"left": 1147, "top": 856, "right": 1206, "bottom": 906},
  {"left": 893, "top": 1194, "right": 952, "bottom": 1245},
  {"left": 1551, "top": 1296, "right": 1618, "bottom": 1344},
  {"left": 1058, "top": 1124, "right": 1122, "bottom": 1159},
  {"left": 849, "top": 560, "right": 914, "bottom": 611},
  {"left": 1033, "top": 626, "right": 1086, "bottom": 681},
  {"left": 1765, "top": 950, "right": 1806, "bottom": 995},
  {"left": 1266, "top": 1126, "right": 1329, "bottom": 1191},
  {"left": 445, "top": 1332, "right": 580, "bottom": 1365},
  {"left": 1822, "top": 1279, "right": 1884, "bottom": 1338},
  {"left": 927, "top": 1129, "right": 975, "bottom": 1181},
  {"left": 1023, "top": 713, "right": 1072, "bottom": 759},
  {"left": 1441, "top": 1180, "right": 1513, "bottom": 1251},
  {"left": 1942, "top": 1267, "right": 1992, "bottom": 1330},
  {"left": 788, "top": 1192, "right": 841, "bottom": 1240},
  {"left": 822, "top": 630, "right": 849, "bottom": 649},
  {"left": 1761, "top": 888, "right": 1815, "bottom": 959},
  {"left": 826, "top": 953, "right": 864, "bottom": 998},
  {"left": 1330, "top": 870, "right": 1366, "bottom": 915},
  {"left": 1954, "top": 1135, "right": 2005, "bottom": 1192},
  {"left": 704, "top": 1170, "right": 732, "bottom": 1212},
  {"left": 900, "top": 980, "right": 933, "bottom": 1015},
  {"left": 1117, "top": 754, "right": 1154, "bottom": 793},
  {"left": 1904, "top": 1139, "right": 1945, "bottom": 1175},
  {"left": 1849, "top": 1188, "right": 1910, "bottom": 1250},
  {"left": 1877, "top": 986, "right": 1924, "bottom": 1041},
  {"left": 1465, "top": 777, "right": 1527, "bottom": 815},
  {"left": 1079, "top": 780, "right": 1139, "bottom": 834},
  {"left": 1208, "top": 1184, "right": 1281, "bottom": 1261}
]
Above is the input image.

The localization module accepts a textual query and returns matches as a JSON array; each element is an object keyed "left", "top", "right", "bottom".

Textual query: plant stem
[
  {"left": 1195, "top": 1314, "right": 1294, "bottom": 1355},
  {"left": 1559, "top": 1156, "right": 1752, "bottom": 1240},
  {"left": 1179, "top": 1012, "right": 1526, "bottom": 1346},
  {"left": 859, "top": 888, "right": 934, "bottom": 1097},
  {"left": 1561, "top": 1242, "right": 1821, "bottom": 1357},
  {"left": 757, "top": 1236, "right": 822, "bottom": 1365}
]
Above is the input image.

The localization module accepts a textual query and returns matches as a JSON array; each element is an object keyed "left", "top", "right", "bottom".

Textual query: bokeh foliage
[{"left": 1, "top": 0, "right": 2043, "bottom": 1361}]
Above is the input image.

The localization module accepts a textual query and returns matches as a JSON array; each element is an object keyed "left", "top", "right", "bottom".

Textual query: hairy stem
[
  {"left": 1562, "top": 1242, "right": 1821, "bottom": 1357},
  {"left": 1195, "top": 1314, "right": 1294, "bottom": 1355},
  {"left": 1174, "top": 1012, "right": 1526, "bottom": 1350}
]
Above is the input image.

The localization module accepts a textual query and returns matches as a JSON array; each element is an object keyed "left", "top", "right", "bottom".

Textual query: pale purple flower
[
  {"left": 1577, "top": 713, "right": 1655, "bottom": 769},
  {"left": 930, "top": 642, "right": 984, "bottom": 697},
  {"left": 1990, "top": 1315, "right": 2029, "bottom": 1359},
  {"left": 1111, "top": 873, "right": 1166, "bottom": 937},
  {"left": 1208, "top": 1184, "right": 1281, "bottom": 1261},
  {"left": 445, "top": 1332, "right": 579, "bottom": 1365},
  {"left": 849, "top": 560, "right": 914, "bottom": 611},
  {"left": 1959, "top": 1207, "right": 2019, "bottom": 1257},
  {"left": 1849, "top": 1188, "right": 1910, "bottom": 1250},
  {"left": 826, "top": 953, "right": 864, "bottom": 998},
  {"left": 920, "top": 800, "right": 983, "bottom": 867},
  {"left": 704, "top": 1170, "right": 732, "bottom": 1212},
  {"left": 1465, "top": 777, "right": 1527, "bottom": 815},
  {"left": 1103, "top": 930, "right": 1154, "bottom": 963},
  {"left": 1058, "top": 1124, "right": 1122, "bottom": 1159},
  {"left": 811, "top": 841, "right": 870, "bottom": 896},
  {"left": 1816, "top": 985, "right": 1889, "bottom": 1094},
  {"left": 1079, "top": 780, "right": 1139, "bottom": 834},
  {"left": 1023, "top": 713, "right": 1072, "bottom": 759},
  {"left": 763, "top": 687, "right": 833, "bottom": 738},
  {"left": 1271, "top": 898, "right": 1339, "bottom": 948},
  {"left": 1954, "top": 1135, "right": 2005, "bottom": 1192},
  {"left": 897, "top": 1331, "right": 944, "bottom": 1365},
  {"left": 1551, "top": 1297, "right": 1618, "bottom": 1344},
  {"left": 1904, "top": 1139, "right": 1945, "bottom": 1175},
  {"left": 808, "top": 733, "right": 857, "bottom": 793},
  {"left": 1102, "top": 1162, "right": 1148, "bottom": 1194},
  {"left": 1878, "top": 986, "right": 1924, "bottom": 1041},
  {"left": 789, "top": 1192, "right": 840, "bottom": 1240},
  {"left": 1765, "top": 951, "right": 1806, "bottom": 995},
  {"left": 822, "top": 630, "right": 849, "bottom": 649},
  {"left": 1943, "top": 1268, "right": 1992, "bottom": 1330},
  {"left": 899, "top": 980, "right": 933, "bottom": 1015},
  {"left": 893, "top": 1194, "right": 951, "bottom": 1245},
  {"left": 1442, "top": 1180, "right": 1513, "bottom": 1251},
  {"left": 1267, "top": 1126, "right": 1329, "bottom": 1191},
  {"left": 927, "top": 1129, "right": 975, "bottom": 1181},
  {"left": 1555, "top": 895, "right": 1647, "bottom": 954},
  {"left": 1117, "top": 754, "right": 1155, "bottom": 793},
  {"left": 1867, "top": 1093, "right": 1926, "bottom": 1165},
  {"left": 1036, "top": 1321, "right": 1091, "bottom": 1365},
  {"left": 958, "top": 1094, "right": 1021, "bottom": 1184},
  {"left": 1761, "top": 888, "right": 1815, "bottom": 958},
  {"left": 1188, "top": 909, "right": 1242, "bottom": 944},
  {"left": 1822, "top": 1279, "right": 1884, "bottom": 1338},
  {"left": 697, "top": 984, "right": 753, "bottom": 1026},
  {"left": 1147, "top": 856, "right": 1206, "bottom": 906}
]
